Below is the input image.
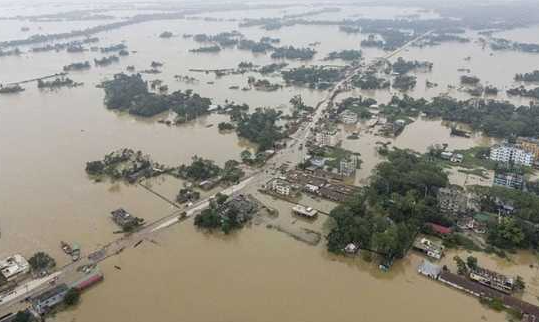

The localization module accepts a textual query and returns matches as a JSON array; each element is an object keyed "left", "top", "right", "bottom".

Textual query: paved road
[{"left": 0, "top": 30, "right": 433, "bottom": 315}]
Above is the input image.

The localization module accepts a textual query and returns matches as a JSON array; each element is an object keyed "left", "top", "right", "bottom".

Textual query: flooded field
[{"left": 1, "top": 2, "right": 539, "bottom": 321}]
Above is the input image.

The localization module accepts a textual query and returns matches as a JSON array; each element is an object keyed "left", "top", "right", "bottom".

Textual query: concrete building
[
  {"left": 517, "top": 137, "right": 539, "bottom": 160},
  {"left": 413, "top": 238, "right": 444, "bottom": 260},
  {"left": 292, "top": 205, "right": 318, "bottom": 218},
  {"left": 469, "top": 267, "right": 514, "bottom": 294},
  {"left": 339, "top": 156, "right": 358, "bottom": 177},
  {"left": 437, "top": 187, "right": 478, "bottom": 214},
  {"left": 339, "top": 110, "right": 358, "bottom": 124},
  {"left": 490, "top": 145, "right": 534, "bottom": 166},
  {"left": 270, "top": 179, "right": 292, "bottom": 196},
  {"left": 493, "top": 172, "right": 524, "bottom": 190},
  {"left": 0, "top": 254, "right": 30, "bottom": 281},
  {"left": 314, "top": 129, "right": 340, "bottom": 147},
  {"left": 31, "top": 284, "right": 69, "bottom": 315},
  {"left": 418, "top": 260, "right": 442, "bottom": 279}
]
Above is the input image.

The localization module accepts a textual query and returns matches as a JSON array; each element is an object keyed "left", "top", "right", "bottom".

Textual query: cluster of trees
[
  {"left": 335, "top": 96, "right": 376, "bottom": 119},
  {"left": 391, "top": 57, "right": 433, "bottom": 74},
  {"left": 189, "top": 45, "right": 221, "bottom": 53},
  {"left": 100, "top": 43, "right": 126, "bottom": 53},
  {"left": 507, "top": 86, "right": 539, "bottom": 99},
  {"left": 159, "top": 31, "right": 173, "bottom": 38},
  {"left": 194, "top": 194, "right": 245, "bottom": 234},
  {"left": 235, "top": 108, "right": 284, "bottom": 151},
  {"left": 460, "top": 75, "right": 481, "bottom": 85},
  {"left": 28, "top": 252, "right": 56, "bottom": 272},
  {"left": 63, "top": 61, "right": 91, "bottom": 71},
  {"left": 258, "top": 62, "right": 288, "bottom": 74},
  {"left": 352, "top": 73, "right": 390, "bottom": 90},
  {"left": 380, "top": 94, "right": 539, "bottom": 139},
  {"left": 177, "top": 156, "right": 221, "bottom": 181},
  {"left": 101, "top": 73, "right": 212, "bottom": 119},
  {"left": 515, "top": 70, "right": 539, "bottom": 82},
  {"left": 193, "top": 31, "right": 243, "bottom": 47},
  {"left": 282, "top": 66, "right": 341, "bottom": 89},
  {"left": 37, "top": 77, "right": 78, "bottom": 89},
  {"left": 270, "top": 46, "right": 316, "bottom": 60},
  {"left": 325, "top": 49, "right": 362, "bottom": 61},
  {"left": 238, "top": 39, "right": 274, "bottom": 53},
  {"left": 392, "top": 74, "right": 417, "bottom": 91},
  {"left": 176, "top": 187, "right": 200, "bottom": 203},
  {"left": 94, "top": 55, "right": 119, "bottom": 66},
  {"left": 327, "top": 149, "right": 448, "bottom": 259}
]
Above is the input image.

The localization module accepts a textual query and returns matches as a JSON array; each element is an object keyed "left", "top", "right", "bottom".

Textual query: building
[
  {"left": 427, "top": 222, "right": 453, "bottom": 235},
  {"left": 517, "top": 137, "right": 539, "bottom": 160},
  {"left": 451, "top": 153, "right": 464, "bottom": 163},
  {"left": 413, "top": 237, "right": 444, "bottom": 260},
  {"left": 493, "top": 172, "right": 524, "bottom": 190},
  {"left": 309, "top": 157, "right": 325, "bottom": 168},
  {"left": 292, "top": 205, "right": 318, "bottom": 218},
  {"left": 340, "top": 110, "right": 358, "bottom": 124},
  {"left": 0, "top": 254, "right": 30, "bottom": 281},
  {"left": 110, "top": 208, "right": 144, "bottom": 230},
  {"left": 270, "top": 179, "right": 292, "bottom": 196},
  {"left": 490, "top": 145, "right": 534, "bottom": 166},
  {"left": 31, "top": 284, "right": 69, "bottom": 315},
  {"left": 469, "top": 266, "right": 514, "bottom": 294},
  {"left": 418, "top": 260, "right": 442, "bottom": 279},
  {"left": 437, "top": 187, "right": 478, "bottom": 214},
  {"left": 314, "top": 129, "right": 340, "bottom": 147},
  {"left": 339, "top": 156, "right": 358, "bottom": 177}
]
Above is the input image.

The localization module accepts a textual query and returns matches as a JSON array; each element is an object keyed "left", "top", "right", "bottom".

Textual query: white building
[
  {"left": 340, "top": 110, "right": 358, "bottom": 125},
  {"left": 0, "top": 254, "right": 30, "bottom": 280},
  {"left": 490, "top": 145, "right": 533, "bottom": 166},
  {"left": 292, "top": 205, "right": 318, "bottom": 218},
  {"left": 271, "top": 179, "right": 291, "bottom": 196},
  {"left": 314, "top": 129, "right": 340, "bottom": 147}
]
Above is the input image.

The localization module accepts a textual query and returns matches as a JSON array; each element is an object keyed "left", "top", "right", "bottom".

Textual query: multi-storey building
[
  {"left": 493, "top": 172, "right": 524, "bottom": 190},
  {"left": 339, "top": 156, "right": 358, "bottom": 177},
  {"left": 490, "top": 145, "right": 534, "bottom": 166},
  {"left": 517, "top": 137, "right": 539, "bottom": 160},
  {"left": 314, "top": 129, "right": 340, "bottom": 147},
  {"left": 339, "top": 110, "right": 358, "bottom": 125}
]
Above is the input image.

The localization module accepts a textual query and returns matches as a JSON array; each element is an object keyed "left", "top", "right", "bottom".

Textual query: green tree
[
  {"left": 28, "top": 252, "right": 56, "bottom": 271},
  {"left": 466, "top": 256, "right": 478, "bottom": 270},
  {"left": 240, "top": 150, "right": 253, "bottom": 163},
  {"left": 13, "top": 311, "right": 32, "bottom": 322},
  {"left": 488, "top": 218, "right": 525, "bottom": 249},
  {"left": 64, "top": 288, "right": 81, "bottom": 306},
  {"left": 454, "top": 256, "right": 467, "bottom": 275}
]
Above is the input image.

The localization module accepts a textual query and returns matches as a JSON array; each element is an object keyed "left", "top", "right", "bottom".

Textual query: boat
[
  {"left": 60, "top": 241, "right": 72, "bottom": 255},
  {"left": 71, "top": 243, "right": 81, "bottom": 262}
]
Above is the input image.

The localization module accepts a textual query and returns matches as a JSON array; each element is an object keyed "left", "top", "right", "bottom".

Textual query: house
[
  {"left": 427, "top": 222, "right": 453, "bottom": 235},
  {"left": 292, "top": 205, "right": 318, "bottom": 218},
  {"left": 344, "top": 243, "right": 359, "bottom": 254},
  {"left": 418, "top": 260, "right": 442, "bottom": 279},
  {"left": 270, "top": 179, "right": 292, "bottom": 196},
  {"left": 31, "top": 284, "right": 69, "bottom": 315},
  {"left": 469, "top": 266, "right": 514, "bottom": 294},
  {"left": 440, "top": 151, "right": 453, "bottom": 160},
  {"left": 450, "top": 153, "right": 464, "bottom": 163},
  {"left": 457, "top": 217, "right": 487, "bottom": 234},
  {"left": 413, "top": 237, "right": 444, "bottom": 260},
  {"left": 490, "top": 145, "right": 533, "bottom": 167},
  {"left": 493, "top": 172, "right": 524, "bottom": 190},
  {"left": 0, "top": 254, "right": 30, "bottom": 281},
  {"left": 340, "top": 110, "right": 358, "bottom": 124},
  {"left": 310, "top": 157, "right": 325, "bottom": 168},
  {"left": 199, "top": 178, "right": 220, "bottom": 190}
]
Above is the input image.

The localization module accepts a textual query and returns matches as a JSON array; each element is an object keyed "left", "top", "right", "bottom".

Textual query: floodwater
[{"left": 1, "top": 3, "right": 539, "bottom": 322}]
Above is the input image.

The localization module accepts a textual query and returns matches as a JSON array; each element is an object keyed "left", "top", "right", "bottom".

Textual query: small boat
[
  {"left": 61, "top": 241, "right": 73, "bottom": 255},
  {"left": 205, "top": 124, "right": 214, "bottom": 128},
  {"left": 71, "top": 243, "right": 81, "bottom": 262}
]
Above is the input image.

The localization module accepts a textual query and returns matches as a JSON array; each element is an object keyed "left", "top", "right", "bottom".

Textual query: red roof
[{"left": 428, "top": 222, "right": 452, "bottom": 235}]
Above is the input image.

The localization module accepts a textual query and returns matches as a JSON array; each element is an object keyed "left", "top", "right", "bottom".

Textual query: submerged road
[{"left": 0, "top": 30, "right": 433, "bottom": 315}]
